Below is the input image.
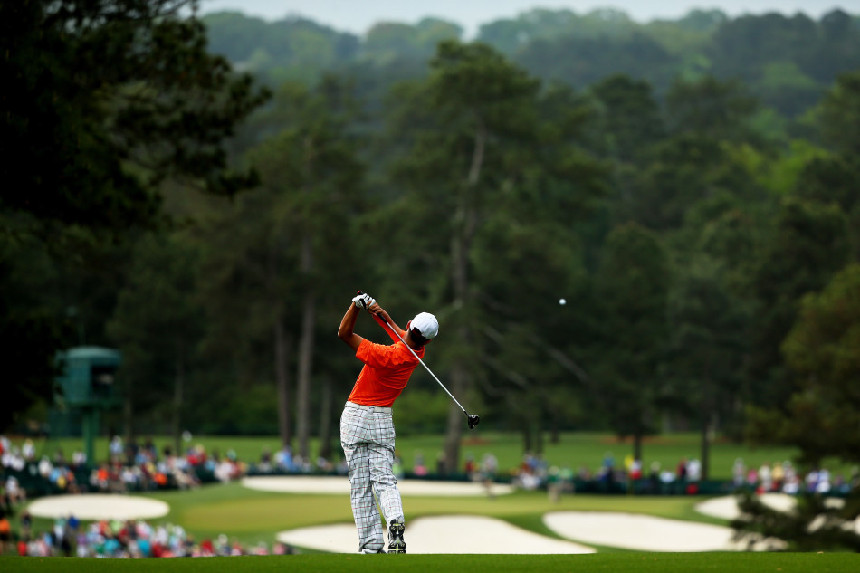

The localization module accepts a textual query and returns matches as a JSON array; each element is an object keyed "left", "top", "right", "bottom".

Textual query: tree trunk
[
  {"left": 522, "top": 423, "right": 532, "bottom": 453},
  {"left": 275, "top": 320, "right": 293, "bottom": 448},
  {"left": 701, "top": 370, "right": 713, "bottom": 481},
  {"left": 296, "top": 286, "right": 315, "bottom": 461},
  {"left": 442, "top": 123, "right": 485, "bottom": 475},
  {"left": 442, "top": 364, "right": 467, "bottom": 475},
  {"left": 296, "top": 220, "right": 316, "bottom": 459},
  {"left": 296, "top": 137, "right": 317, "bottom": 462},
  {"left": 123, "top": 393, "right": 134, "bottom": 446},
  {"left": 701, "top": 415, "right": 711, "bottom": 481},
  {"left": 534, "top": 420, "right": 543, "bottom": 455},
  {"left": 319, "top": 376, "right": 333, "bottom": 461},
  {"left": 633, "top": 433, "right": 643, "bottom": 463},
  {"left": 172, "top": 350, "right": 185, "bottom": 461}
]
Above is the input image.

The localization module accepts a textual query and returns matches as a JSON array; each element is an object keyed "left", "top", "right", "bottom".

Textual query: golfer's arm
[
  {"left": 373, "top": 311, "right": 405, "bottom": 341},
  {"left": 338, "top": 302, "right": 364, "bottom": 351}
]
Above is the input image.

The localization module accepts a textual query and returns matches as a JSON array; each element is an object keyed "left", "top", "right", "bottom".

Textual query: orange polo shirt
[{"left": 347, "top": 321, "right": 424, "bottom": 407}]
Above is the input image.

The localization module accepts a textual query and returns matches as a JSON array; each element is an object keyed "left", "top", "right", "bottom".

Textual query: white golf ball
[{"left": 559, "top": 298, "right": 566, "bottom": 305}]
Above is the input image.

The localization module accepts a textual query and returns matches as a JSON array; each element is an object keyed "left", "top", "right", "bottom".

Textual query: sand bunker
[
  {"left": 277, "top": 515, "right": 595, "bottom": 554},
  {"left": 243, "top": 475, "right": 513, "bottom": 496},
  {"left": 543, "top": 512, "right": 739, "bottom": 552},
  {"left": 695, "top": 493, "right": 845, "bottom": 521},
  {"left": 695, "top": 494, "right": 857, "bottom": 536},
  {"left": 27, "top": 493, "right": 169, "bottom": 521}
]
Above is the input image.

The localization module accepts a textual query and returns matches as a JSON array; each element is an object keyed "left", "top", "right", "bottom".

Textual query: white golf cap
[{"left": 410, "top": 312, "right": 439, "bottom": 340}]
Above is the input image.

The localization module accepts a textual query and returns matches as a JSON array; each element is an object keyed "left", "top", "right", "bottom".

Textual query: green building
[{"left": 52, "top": 347, "right": 122, "bottom": 463}]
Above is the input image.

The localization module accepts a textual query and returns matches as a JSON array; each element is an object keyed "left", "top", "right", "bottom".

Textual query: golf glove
[{"left": 352, "top": 293, "right": 375, "bottom": 310}]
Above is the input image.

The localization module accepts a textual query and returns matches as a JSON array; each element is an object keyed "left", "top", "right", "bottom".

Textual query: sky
[{"left": 199, "top": 0, "right": 849, "bottom": 36}]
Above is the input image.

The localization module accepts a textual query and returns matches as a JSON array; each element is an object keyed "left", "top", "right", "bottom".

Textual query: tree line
[
  {"left": 2, "top": 2, "right": 859, "bottom": 492},
  {"left": 202, "top": 7, "right": 860, "bottom": 120}
]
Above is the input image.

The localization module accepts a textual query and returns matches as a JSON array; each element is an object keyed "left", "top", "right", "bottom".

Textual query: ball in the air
[{"left": 559, "top": 298, "right": 566, "bottom": 305}]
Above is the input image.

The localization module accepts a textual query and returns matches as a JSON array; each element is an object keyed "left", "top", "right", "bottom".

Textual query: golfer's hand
[
  {"left": 352, "top": 292, "right": 375, "bottom": 310},
  {"left": 367, "top": 302, "right": 388, "bottom": 322}
]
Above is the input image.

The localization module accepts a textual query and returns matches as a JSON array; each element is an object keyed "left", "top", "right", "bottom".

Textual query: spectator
[
  {"left": 547, "top": 466, "right": 562, "bottom": 503},
  {"left": 647, "top": 462, "right": 661, "bottom": 494},
  {"left": 772, "top": 461, "right": 785, "bottom": 491},
  {"left": 687, "top": 458, "right": 701, "bottom": 482},
  {"left": 816, "top": 468, "right": 831, "bottom": 493},
  {"left": 275, "top": 445, "right": 293, "bottom": 472},
  {"left": 109, "top": 436, "right": 123, "bottom": 464},
  {"left": 19, "top": 511, "right": 32, "bottom": 540},
  {"left": 259, "top": 448, "right": 272, "bottom": 473},
  {"left": 480, "top": 453, "right": 498, "bottom": 499},
  {"left": 629, "top": 457, "right": 643, "bottom": 481},
  {"left": 413, "top": 453, "right": 427, "bottom": 476},
  {"left": 0, "top": 510, "right": 11, "bottom": 555},
  {"left": 464, "top": 454, "right": 475, "bottom": 479},
  {"left": 560, "top": 465, "right": 574, "bottom": 493},
  {"left": 602, "top": 452, "right": 615, "bottom": 485},
  {"left": 759, "top": 462, "right": 772, "bottom": 493},
  {"left": 732, "top": 458, "right": 745, "bottom": 487},
  {"left": 676, "top": 457, "right": 688, "bottom": 482},
  {"left": 22, "top": 439, "right": 35, "bottom": 462},
  {"left": 5, "top": 476, "right": 24, "bottom": 505}
]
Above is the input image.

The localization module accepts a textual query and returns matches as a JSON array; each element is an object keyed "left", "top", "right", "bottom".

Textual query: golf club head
[{"left": 467, "top": 414, "right": 480, "bottom": 429}]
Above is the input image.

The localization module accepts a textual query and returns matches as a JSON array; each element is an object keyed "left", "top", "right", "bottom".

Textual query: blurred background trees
[{"left": 3, "top": 2, "right": 860, "bottom": 498}]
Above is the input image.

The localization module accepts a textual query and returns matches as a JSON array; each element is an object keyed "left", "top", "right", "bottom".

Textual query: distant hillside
[{"left": 202, "top": 8, "right": 860, "bottom": 118}]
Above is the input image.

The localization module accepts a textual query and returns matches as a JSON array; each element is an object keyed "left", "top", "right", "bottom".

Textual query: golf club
[{"left": 357, "top": 292, "right": 480, "bottom": 430}]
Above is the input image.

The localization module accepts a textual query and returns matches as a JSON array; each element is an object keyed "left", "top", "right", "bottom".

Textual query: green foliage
[
  {"left": 363, "top": 18, "right": 462, "bottom": 65},
  {"left": 732, "top": 489, "right": 860, "bottom": 552},
  {"left": 747, "top": 264, "right": 860, "bottom": 467},
  {"left": 393, "top": 389, "right": 450, "bottom": 435},
  {"left": 516, "top": 33, "right": 675, "bottom": 91},
  {"left": 589, "top": 75, "right": 665, "bottom": 164},
  {"left": 820, "top": 71, "right": 860, "bottom": 155},
  {"left": 201, "top": 8, "right": 860, "bottom": 123},
  {"left": 630, "top": 134, "right": 750, "bottom": 230},
  {"left": 0, "top": 230, "right": 72, "bottom": 430},
  {"left": 476, "top": 8, "right": 638, "bottom": 55},
  {"left": 107, "top": 232, "right": 204, "bottom": 433},
  {"left": 0, "top": 0, "right": 269, "bottom": 431},
  {"left": 1, "top": 1, "right": 269, "bottom": 232},
  {"left": 203, "top": 13, "right": 359, "bottom": 83},
  {"left": 748, "top": 198, "right": 850, "bottom": 408},
  {"left": 7, "top": 1, "right": 860, "bottom": 503},
  {"left": 664, "top": 76, "right": 759, "bottom": 142},
  {"left": 592, "top": 223, "right": 670, "bottom": 442}
]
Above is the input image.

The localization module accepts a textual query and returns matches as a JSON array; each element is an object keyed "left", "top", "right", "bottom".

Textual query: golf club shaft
[{"left": 375, "top": 313, "right": 469, "bottom": 416}]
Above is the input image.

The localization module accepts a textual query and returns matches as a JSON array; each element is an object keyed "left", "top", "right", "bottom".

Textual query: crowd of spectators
[
  {"left": 2, "top": 514, "right": 293, "bottom": 558},
  {"left": 730, "top": 458, "right": 858, "bottom": 496},
  {"left": 459, "top": 449, "right": 859, "bottom": 499}
]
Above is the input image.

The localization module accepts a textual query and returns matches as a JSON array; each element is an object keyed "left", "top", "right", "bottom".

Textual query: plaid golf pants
[{"left": 340, "top": 401, "right": 405, "bottom": 553}]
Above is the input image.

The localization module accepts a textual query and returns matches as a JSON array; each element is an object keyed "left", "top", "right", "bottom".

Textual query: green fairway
[
  {"left": 163, "top": 482, "right": 718, "bottom": 532},
  {"left": 3, "top": 553, "right": 859, "bottom": 573}
]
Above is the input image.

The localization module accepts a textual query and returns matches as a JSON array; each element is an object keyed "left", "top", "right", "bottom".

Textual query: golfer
[{"left": 337, "top": 291, "right": 439, "bottom": 554}]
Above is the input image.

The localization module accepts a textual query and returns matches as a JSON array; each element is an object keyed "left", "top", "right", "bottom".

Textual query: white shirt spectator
[
  {"left": 759, "top": 463, "right": 772, "bottom": 491},
  {"left": 817, "top": 469, "right": 831, "bottom": 493},
  {"left": 22, "top": 439, "right": 35, "bottom": 461},
  {"left": 687, "top": 459, "right": 702, "bottom": 482},
  {"left": 38, "top": 456, "right": 53, "bottom": 477},
  {"left": 109, "top": 435, "right": 124, "bottom": 459}
]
